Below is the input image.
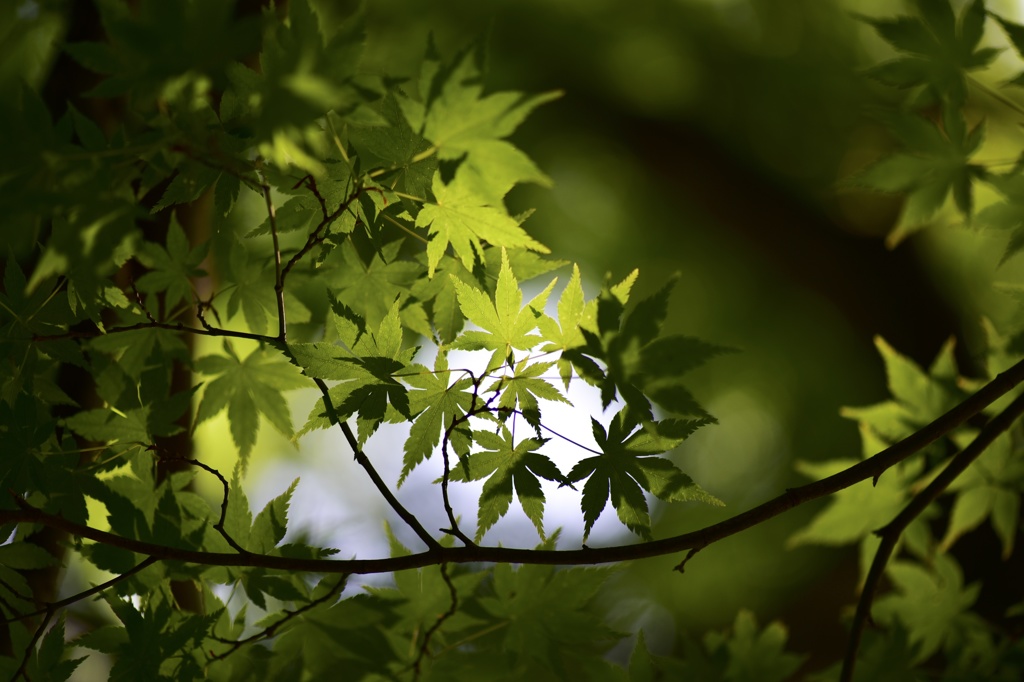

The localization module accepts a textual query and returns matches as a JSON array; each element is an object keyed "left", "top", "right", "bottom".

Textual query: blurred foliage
[{"left": 2, "top": 0, "right": 1024, "bottom": 680}]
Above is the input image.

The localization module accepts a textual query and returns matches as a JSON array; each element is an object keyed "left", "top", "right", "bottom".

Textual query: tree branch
[
  {"left": 261, "top": 179, "right": 287, "bottom": 341},
  {"left": 208, "top": 574, "right": 347, "bottom": 663},
  {"left": 5, "top": 351, "right": 1024, "bottom": 575},
  {"left": 412, "top": 562, "right": 458, "bottom": 678},
  {"left": 839, "top": 390, "right": 1024, "bottom": 682},
  {"left": 30, "top": 320, "right": 275, "bottom": 345},
  {"left": 308, "top": 376, "right": 442, "bottom": 553}
]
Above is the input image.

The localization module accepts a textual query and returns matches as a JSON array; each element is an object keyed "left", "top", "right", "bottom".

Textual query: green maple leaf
[
  {"left": 400, "top": 351, "right": 474, "bottom": 485},
  {"left": 976, "top": 171, "right": 1024, "bottom": 264},
  {"left": 416, "top": 173, "right": 550, "bottom": 277},
  {"left": 538, "top": 263, "right": 587, "bottom": 389},
  {"left": 64, "top": 0, "right": 261, "bottom": 100},
  {"left": 346, "top": 91, "right": 437, "bottom": 199},
  {"left": 480, "top": 557, "right": 619, "bottom": 670},
  {"left": 133, "top": 216, "right": 208, "bottom": 313},
  {"left": 941, "top": 430, "right": 1024, "bottom": 558},
  {"left": 365, "top": 528, "right": 487, "bottom": 643},
  {"left": 873, "top": 555, "right": 981, "bottom": 663},
  {"left": 293, "top": 301, "right": 417, "bottom": 442},
  {"left": 568, "top": 274, "right": 727, "bottom": 422},
  {"left": 992, "top": 11, "right": 1024, "bottom": 87},
  {"left": 329, "top": 239, "right": 423, "bottom": 332},
  {"left": 447, "top": 423, "right": 566, "bottom": 542},
  {"left": 449, "top": 247, "right": 556, "bottom": 370},
  {"left": 841, "top": 337, "right": 963, "bottom": 437},
  {"left": 25, "top": 616, "right": 84, "bottom": 682},
  {"left": 194, "top": 342, "right": 307, "bottom": 463},
  {"left": 701, "top": 610, "right": 807, "bottom": 682},
  {"left": 861, "top": 0, "right": 998, "bottom": 105},
  {"left": 151, "top": 164, "right": 221, "bottom": 214},
  {"left": 567, "top": 409, "right": 721, "bottom": 541},
  {"left": 852, "top": 108, "right": 985, "bottom": 245},
  {"left": 224, "top": 240, "right": 277, "bottom": 335},
  {"left": 410, "top": 253, "right": 476, "bottom": 343},
  {"left": 487, "top": 357, "right": 571, "bottom": 432},
  {"left": 422, "top": 49, "right": 560, "bottom": 205}
]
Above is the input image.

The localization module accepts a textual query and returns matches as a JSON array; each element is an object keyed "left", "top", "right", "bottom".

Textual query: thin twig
[
  {"left": 12, "top": 610, "right": 52, "bottom": 681},
  {"left": 438, "top": 374, "right": 497, "bottom": 547},
  {"left": 182, "top": 457, "right": 250, "bottom": 555},
  {"left": 412, "top": 563, "right": 458, "bottom": 678},
  {"left": 4, "top": 557, "right": 160, "bottom": 625},
  {"left": 208, "top": 574, "right": 347, "bottom": 663},
  {"left": 839, "top": 390, "right": 1024, "bottom": 682},
  {"left": 261, "top": 179, "right": 287, "bottom": 341},
  {"left": 8, "top": 556, "right": 159, "bottom": 681},
  {"left": 30, "top": 320, "right": 274, "bottom": 344},
  {"left": 280, "top": 183, "right": 366, "bottom": 285},
  {"left": 308, "top": 376, "right": 441, "bottom": 552}
]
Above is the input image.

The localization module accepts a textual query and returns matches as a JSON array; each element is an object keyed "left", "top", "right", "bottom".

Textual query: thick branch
[
  {"left": 840, "top": 390, "right": 1024, "bottom": 682},
  {"left": 5, "top": 356, "right": 1023, "bottom": 576}
]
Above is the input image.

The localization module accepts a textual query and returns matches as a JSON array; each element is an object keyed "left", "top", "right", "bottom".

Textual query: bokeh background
[{"left": 6, "top": 0, "right": 1024, "bottom": 675}]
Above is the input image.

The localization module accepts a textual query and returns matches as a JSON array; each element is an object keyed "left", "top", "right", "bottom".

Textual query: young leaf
[
  {"left": 539, "top": 263, "right": 588, "bottom": 388},
  {"left": 569, "top": 274, "right": 727, "bottom": 420},
  {"left": 487, "top": 357, "right": 571, "bottom": 431},
  {"left": 416, "top": 173, "right": 550, "bottom": 276},
  {"left": 328, "top": 239, "right": 422, "bottom": 332},
  {"left": 250, "top": 478, "right": 299, "bottom": 554},
  {"left": 450, "top": 248, "right": 556, "bottom": 369},
  {"left": 400, "top": 352, "right": 474, "bottom": 485}
]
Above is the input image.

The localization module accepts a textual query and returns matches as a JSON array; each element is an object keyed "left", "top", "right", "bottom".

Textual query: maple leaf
[
  {"left": 567, "top": 274, "right": 728, "bottom": 422},
  {"left": 415, "top": 173, "right": 550, "bottom": 277},
  {"left": 975, "top": 171, "right": 1024, "bottom": 264},
  {"left": 941, "top": 430, "right": 1024, "bottom": 558},
  {"left": 480, "top": 557, "right": 620, "bottom": 672},
  {"left": 134, "top": 216, "right": 208, "bottom": 313},
  {"left": 486, "top": 357, "right": 571, "bottom": 432},
  {"left": 873, "top": 555, "right": 982, "bottom": 663},
  {"left": 194, "top": 342, "right": 307, "bottom": 463},
  {"left": 224, "top": 240, "right": 277, "bottom": 335},
  {"left": 538, "top": 263, "right": 587, "bottom": 389},
  {"left": 852, "top": 109, "right": 986, "bottom": 245},
  {"left": 410, "top": 253, "right": 476, "bottom": 343},
  {"left": 450, "top": 248, "right": 556, "bottom": 370},
  {"left": 446, "top": 423, "right": 567, "bottom": 542},
  {"left": 860, "top": 0, "right": 999, "bottom": 105},
  {"left": 292, "top": 301, "right": 417, "bottom": 443},
  {"left": 328, "top": 239, "right": 422, "bottom": 332},
  {"left": 400, "top": 352, "right": 474, "bottom": 485},
  {"left": 840, "top": 338, "right": 962, "bottom": 444},
  {"left": 365, "top": 528, "right": 488, "bottom": 640},
  {"left": 421, "top": 49, "right": 561, "bottom": 205},
  {"left": 567, "top": 409, "right": 721, "bottom": 541}
]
